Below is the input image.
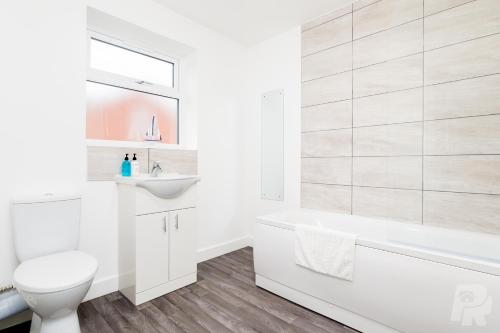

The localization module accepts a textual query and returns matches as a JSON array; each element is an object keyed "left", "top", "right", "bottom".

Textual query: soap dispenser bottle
[
  {"left": 121, "top": 154, "right": 131, "bottom": 177},
  {"left": 131, "top": 153, "right": 140, "bottom": 176}
]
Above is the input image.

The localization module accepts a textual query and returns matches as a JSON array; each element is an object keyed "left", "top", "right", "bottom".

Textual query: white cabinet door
[
  {"left": 136, "top": 212, "right": 169, "bottom": 292},
  {"left": 169, "top": 208, "right": 197, "bottom": 280}
]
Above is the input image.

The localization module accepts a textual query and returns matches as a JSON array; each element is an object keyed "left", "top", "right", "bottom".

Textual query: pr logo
[{"left": 450, "top": 284, "right": 492, "bottom": 327}]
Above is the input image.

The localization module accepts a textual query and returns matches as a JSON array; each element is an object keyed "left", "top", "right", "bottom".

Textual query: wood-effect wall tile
[
  {"left": 302, "top": 157, "right": 352, "bottom": 185},
  {"left": 424, "top": 0, "right": 474, "bottom": 16},
  {"left": 425, "top": 34, "right": 500, "bottom": 85},
  {"left": 353, "top": 122, "right": 422, "bottom": 156},
  {"left": 424, "top": 74, "right": 500, "bottom": 120},
  {"left": 423, "top": 191, "right": 500, "bottom": 235},
  {"left": 302, "top": 101, "right": 352, "bottom": 132},
  {"left": 302, "top": 43, "right": 352, "bottom": 82},
  {"left": 424, "top": 155, "right": 500, "bottom": 194},
  {"left": 302, "top": 5, "right": 353, "bottom": 32},
  {"left": 353, "top": 88, "right": 423, "bottom": 127},
  {"left": 424, "top": 114, "right": 500, "bottom": 155},
  {"left": 302, "top": 129, "right": 352, "bottom": 157},
  {"left": 149, "top": 149, "right": 198, "bottom": 175},
  {"left": 354, "top": 0, "right": 381, "bottom": 11},
  {"left": 353, "top": 156, "right": 422, "bottom": 189},
  {"left": 300, "top": 0, "right": 500, "bottom": 235},
  {"left": 302, "top": 72, "right": 352, "bottom": 106},
  {"left": 302, "top": 14, "right": 352, "bottom": 56},
  {"left": 87, "top": 147, "right": 148, "bottom": 181},
  {"left": 353, "top": 54, "right": 423, "bottom": 97},
  {"left": 352, "top": 186, "right": 422, "bottom": 223},
  {"left": 301, "top": 183, "right": 352, "bottom": 213},
  {"left": 424, "top": 0, "right": 500, "bottom": 50},
  {"left": 353, "top": 20, "right": 423, "bottom": 68},
  {"left": 353, "top": 0, "right": 423, "bottom": 39}
]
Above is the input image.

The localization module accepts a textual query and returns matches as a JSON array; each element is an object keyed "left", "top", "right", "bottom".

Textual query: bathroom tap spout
[{"left": 151, "top": 161, "right": 163, "bottom": 177}]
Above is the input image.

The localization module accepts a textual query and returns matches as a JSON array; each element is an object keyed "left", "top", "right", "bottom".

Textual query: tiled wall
[
  {"left": 87, "top": 147, "right": 198, "bottom": 181},
  {"left": 301, "top": 0, "right": 500, "bottom": 234}
]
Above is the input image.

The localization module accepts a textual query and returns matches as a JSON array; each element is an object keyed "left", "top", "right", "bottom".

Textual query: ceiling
[{"left": 154, "top": 0, "right": 353, "bottom": 45}]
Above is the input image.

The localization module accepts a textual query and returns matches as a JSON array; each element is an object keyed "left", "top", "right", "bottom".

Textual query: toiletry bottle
[
  {"left": 131, "top": 153, "right": 140, "bottom": 176},
  {"left": 121, "top": 154, "right": 131, "bottom": 177}
]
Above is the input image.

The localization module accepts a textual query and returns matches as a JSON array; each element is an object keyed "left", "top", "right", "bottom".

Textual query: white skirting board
[
  {"left": 84, "top": 274, "right": 119, "bottom": 302},
  {"left": 255, "top": 275, "right": 398, "bottom": 333},
  {"left": 196, "top": 235, "right": 253, "bottom": 263}
]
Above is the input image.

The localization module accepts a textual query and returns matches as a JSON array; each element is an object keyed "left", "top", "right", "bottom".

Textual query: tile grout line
[
  {"left": 422, "top": 0, "right": 425, "bottom": 225},
  {"left": 303, "top": 51, "right": 424, "bottom": 84},
  {"left": 355, "top": 0, "right": 477, "bottom": 18},
  {"left": 302, "top": 68, "right": 354, "bottom": 85},
  {"left": 303, "top": 17, "right": 422, "bottom": 59},
  {"left": 302, "top": 153, "right": 500, "bottom": 158},
  {"left": 352, "top": 0, "right": 384, "bottom": 13},
  {"left": 425, "top": 72, "right": 500, "bottom": 88},
  {"left": 424, "top": 0, "right": 478, "bottom": 18},
  {"left": 303, "top": 112, "right": 500, "bottom": 135},
  {"left": 302, "top": 40, "right": 353, "bottom": 59},
  {"left": 301, "top": 182, "right": 500, "bottom": 197},
  {"left": 305, "top": 28, "right": 500, "bottom": 86},
  {"left": 301, "top": 10, "right": 353, "bottom": 34},
  {"left": 353, "top": 17, "right": 423, "bottom": 41},
  {"left": 425, "top": 31, "right": 500, "bottom": 53},
  {"left": 303, "top": 0, "right": 483, "bottom": 60},
  {"left": 325, "top": 17, "right": 423, "bottom": 57},
  {"left": 351, "top": 4, "right": 354, "bottom": 216},
  {"left": 303, "top": 72, "right": 500, "bottom": 109},
  {"left": 353, "top": 51, "right": 422, "bottom": 71}
]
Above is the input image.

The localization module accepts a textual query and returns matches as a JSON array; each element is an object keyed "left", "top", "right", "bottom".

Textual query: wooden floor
[{"left": 6, "top": 247, "right": 359, "bottom": 333}]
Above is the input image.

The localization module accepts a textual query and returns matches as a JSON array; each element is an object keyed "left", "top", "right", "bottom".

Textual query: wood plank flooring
[{"left": 4, "top": 247, "right": 359, "bottom": 333}]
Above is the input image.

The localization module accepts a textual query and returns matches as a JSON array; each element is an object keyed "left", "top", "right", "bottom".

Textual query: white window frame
[
  {"left": 87, "top": 30, "right": 180, "bottom": 98},
  {"left": 86, "top": 30, "right": 182, "bottom": 148}
]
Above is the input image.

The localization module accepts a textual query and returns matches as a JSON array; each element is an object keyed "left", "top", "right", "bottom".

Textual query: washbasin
[{"left": 115, "top": 174, "right": 200, "bottom": 199}]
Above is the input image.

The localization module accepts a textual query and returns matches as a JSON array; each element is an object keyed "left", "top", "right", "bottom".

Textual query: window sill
[{"left": 86, "top": 139, "right": 196, "bottom": 151}]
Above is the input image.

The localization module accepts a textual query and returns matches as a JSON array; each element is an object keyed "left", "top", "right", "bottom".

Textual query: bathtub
[{"left": 254, "top": 209, "right": 500, "bottom": 333}]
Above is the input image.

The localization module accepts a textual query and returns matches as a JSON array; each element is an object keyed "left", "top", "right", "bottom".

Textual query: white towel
[{"left": 295, "top": 224, "right": 356, "bottom": 281}]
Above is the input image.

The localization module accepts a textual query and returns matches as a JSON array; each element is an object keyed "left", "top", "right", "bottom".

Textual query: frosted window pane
[
  {"left": 90, "top": 39, "right": 174, "bottom": 87},
  {"left": 86, "top": 82, "right": 178, "bottom": 144}
]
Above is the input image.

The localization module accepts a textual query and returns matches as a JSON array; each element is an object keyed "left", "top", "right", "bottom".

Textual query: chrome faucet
[{"left": 151, "top": 161, "right": 163, "bottom": 177}]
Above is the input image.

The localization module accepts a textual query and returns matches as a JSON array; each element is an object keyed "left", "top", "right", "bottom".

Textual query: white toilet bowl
[{"left": 13, "top": 251, "right": 98, "bottom": 333}]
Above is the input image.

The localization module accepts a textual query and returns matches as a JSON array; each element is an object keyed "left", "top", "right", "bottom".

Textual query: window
[
  {"left": 86, "top": 32, "right": 179, "bottom": 145},
  {"left": 90, "top": 39, "right": 174, "bottom": 88}
]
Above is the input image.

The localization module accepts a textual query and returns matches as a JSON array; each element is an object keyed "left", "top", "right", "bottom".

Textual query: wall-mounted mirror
[{"left": 261, "top": 90, "right": 284, "bottom": 201}]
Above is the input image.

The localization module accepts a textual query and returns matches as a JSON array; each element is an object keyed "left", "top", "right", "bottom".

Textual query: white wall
[
  {"left": 0, "top": 0, "right": 251, "bottom": 299},
  {"left": 242, "top": 28, "right": 302, "bottom": 236},
  {"left": 0, "top": 0, "right": 302, "bottom": 301},
  {"left": 0, "top": 0, "right": 87, "bottom": 286}
]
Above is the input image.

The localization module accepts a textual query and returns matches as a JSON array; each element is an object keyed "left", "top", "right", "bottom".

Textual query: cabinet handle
[
  {"left": 175, "top": 214, "right": 179, "bottom": 230},
  {"left": 163, "top": 216, "right": 167, "bottom": 233}
]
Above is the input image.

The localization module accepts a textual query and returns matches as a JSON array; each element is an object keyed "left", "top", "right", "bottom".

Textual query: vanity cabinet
[
  {"left": 168, "top": 208, "right": 196, "bottom": 280},
  {"left": 117, "top": 182, "right": 198, "bottom": 305},
  {"left": 135, "top": 212, "right": 170, "bottom": 293}
]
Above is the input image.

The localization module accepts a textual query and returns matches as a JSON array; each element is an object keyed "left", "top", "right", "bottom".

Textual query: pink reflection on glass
[{"left": 86, "top": 82, "right": 178, "bottom": 144}]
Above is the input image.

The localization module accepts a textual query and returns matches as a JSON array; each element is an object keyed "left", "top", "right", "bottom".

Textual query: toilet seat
[{"left": 14, "top": 251, "right": 98, "bottom": 293}]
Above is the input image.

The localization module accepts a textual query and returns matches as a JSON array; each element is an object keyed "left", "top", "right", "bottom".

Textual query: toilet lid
[{"left": 14, "top": 251, "right": 98, "bottom": 293}]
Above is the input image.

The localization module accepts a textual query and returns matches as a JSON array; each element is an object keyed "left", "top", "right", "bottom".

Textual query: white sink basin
[{"left": 115, "top": 174, "right": 200, "bottom": 199}]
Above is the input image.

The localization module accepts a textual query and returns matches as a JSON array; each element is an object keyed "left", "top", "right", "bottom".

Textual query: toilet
[{"left": 11, "top": 194, "right": 98, "bottom": 333}]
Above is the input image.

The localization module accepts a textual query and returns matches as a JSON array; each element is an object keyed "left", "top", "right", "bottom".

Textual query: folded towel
[{"left": 295, "top": 224, "right": 356, "bottom": 281}]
